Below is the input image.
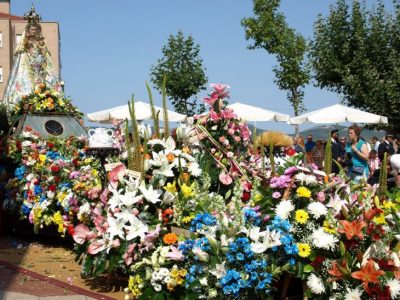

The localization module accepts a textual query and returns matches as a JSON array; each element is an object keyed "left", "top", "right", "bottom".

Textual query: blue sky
[{"left": 11, "top": 0, "right": 394, "bottom": 133}]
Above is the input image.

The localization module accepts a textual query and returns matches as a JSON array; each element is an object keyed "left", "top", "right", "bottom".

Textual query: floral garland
[{"left": 11, "top": 83, "right": 83, "bottom": 118}]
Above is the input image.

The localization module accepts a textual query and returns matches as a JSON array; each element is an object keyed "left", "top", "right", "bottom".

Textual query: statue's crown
[{"left": 23, "top": 4, "right": 41, "bottom": 25}]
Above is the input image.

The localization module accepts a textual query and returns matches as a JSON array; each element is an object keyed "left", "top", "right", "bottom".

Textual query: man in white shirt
[{"left": 372, "top": 136, "right": 380, "bottom": 152}]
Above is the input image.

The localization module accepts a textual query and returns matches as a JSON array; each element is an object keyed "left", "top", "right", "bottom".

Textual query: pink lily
[{"left": 108, "top": 164, "right": 126, "bottom": 189}]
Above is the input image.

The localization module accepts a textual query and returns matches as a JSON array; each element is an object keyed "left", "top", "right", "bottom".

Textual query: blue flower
[
  {"left": 189, "top": 213, "right": 217, "bottom": 232},
  {"left": 244, "top": 207, "right": 261, "bottom": 226},
  {"left": 14, "top": 166, "right": 26, "bottom": 180}
]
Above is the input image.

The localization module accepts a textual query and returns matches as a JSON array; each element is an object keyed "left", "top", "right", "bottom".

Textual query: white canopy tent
[
  {"left": 288, "top": 104, "right": 388, "bottom": 125},
  {"left": 226, "top": 102, "right": 290, "bottom": 122},
  {"left": 87, "top": 101, "right": 186, "bottom": 124}
]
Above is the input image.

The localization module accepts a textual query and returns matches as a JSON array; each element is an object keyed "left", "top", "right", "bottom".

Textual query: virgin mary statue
[{"left": 3, "top": 6, "right": 62, "bottom": 109}]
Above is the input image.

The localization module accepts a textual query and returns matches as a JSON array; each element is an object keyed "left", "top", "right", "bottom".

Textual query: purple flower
[
  {"left": 284, "top": 166, "right": 297, "bottom": 175},
  {"left": 272, "top": 191, "right": 281, "bottom": 199},
  {"left": 270, "top": 175, "right": 292, "bottom": 188},
  {"left": 316, "top": 191, "right": 325, "bottom": 202}
]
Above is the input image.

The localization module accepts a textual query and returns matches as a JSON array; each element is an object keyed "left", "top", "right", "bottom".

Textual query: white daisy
[
  {"left": 306, "top": 274, "right": 325, "bottom": 294},
  {"left": 275, "top": 199, "right": 295, "bottom": 220},
  {"left": 311, "top": 228, "right": 338, "bottom": 250},
  {"left": 387, "top": 278, "right": 400, "bottom": 299},
  {"left": 307, "top": 202, "right": 328, "bottom": 219},
  {"left": 344, "top": 287, "right": 362, "bottom": 300}
]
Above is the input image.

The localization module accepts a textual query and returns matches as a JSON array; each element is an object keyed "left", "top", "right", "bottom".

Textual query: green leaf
[{"left": 303, "top": 264, "right": 314, "bottom": 273}]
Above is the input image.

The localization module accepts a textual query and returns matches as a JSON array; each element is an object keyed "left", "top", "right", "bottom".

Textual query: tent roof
[
  {"left": 87, "top": 101, "right": 186, "bottom": 123},
  {"left": 226, "top": 102, "right": 289, "bottom": 122},
  {"left": 288, "top": 104, "right": 388, "bottom": 125}
]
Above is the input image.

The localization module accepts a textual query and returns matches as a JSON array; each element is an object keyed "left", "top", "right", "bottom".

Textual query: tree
[
  {"left": 150, "top": 30, "right": 208, "bottom": 116},
  {"left": 310, "top": 0, "right": 400, "bottom": 134},
  {"left": 241, "top": 0, "right": 310, "bottom": 135}
]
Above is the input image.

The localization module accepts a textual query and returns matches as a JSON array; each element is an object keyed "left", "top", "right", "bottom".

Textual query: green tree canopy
[
  {"left": 310, "top": 0, "right": 400, "bottom": 133},
  {"left": 241, "top": 0, "right": 310, "bottom": 134},
  {"left": 150, "top": 30, "right": 207, "bottom": 116}
]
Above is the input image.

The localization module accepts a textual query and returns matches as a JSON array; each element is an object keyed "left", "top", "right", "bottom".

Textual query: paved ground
[{"left": 0, "top": 236, "right": 122, "bottom": 300}]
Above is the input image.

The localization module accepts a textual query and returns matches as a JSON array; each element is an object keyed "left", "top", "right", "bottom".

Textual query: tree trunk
[{"left": 291, "top": 88, "right": 300, "bottom": 136}]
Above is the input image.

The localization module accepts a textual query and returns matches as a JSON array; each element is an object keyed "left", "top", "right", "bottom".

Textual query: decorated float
[{"left": 1, "top": 6, "right": 400, "bottom": 300}]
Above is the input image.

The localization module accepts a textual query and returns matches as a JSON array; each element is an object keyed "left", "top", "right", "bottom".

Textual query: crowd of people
[{"left": 285, "top": 124, "right": 400, "bottom": 188}]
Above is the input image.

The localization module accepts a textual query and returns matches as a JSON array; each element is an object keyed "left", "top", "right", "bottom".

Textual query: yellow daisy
[
  {"left": 296, "top": 186, "right": 311, "bottom": 198},
  {"left": 297, "top": 243, "right": 311, "bottom": 258},
  {"left": 295, "top": 209, "right": 309, "bottom": 224}
]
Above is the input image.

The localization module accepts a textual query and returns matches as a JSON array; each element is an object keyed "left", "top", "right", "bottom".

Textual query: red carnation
[
  {"left": 48, "top": 185, "right": 56, "bottom": 192},
  {"left": 51, "top": 165, "right": 60, "bottom": 173},
  {"left": 47, "top": 142, "right": 55, "bottom": 149},
  {"left": 242, "top": 191, "right": 251, "bottom": 202},
  {"left": 67, "top": 224, "right": 74, "bottom": 236}
]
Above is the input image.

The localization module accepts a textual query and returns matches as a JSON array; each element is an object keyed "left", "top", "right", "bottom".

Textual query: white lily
[
  {"left": 250, "top": 227, "right": 281, "bottom": 254},
  {"left": 107, "top": 216, "right": 126, "bottom": 241},
  {"left": 209, "top": 261, "right": 226, "bottom": 279},
  {"left": 125, "top": 214, "right": 148, "bottom": 241},
  {"left": 139, "top": 184, "right": 162, "bottom": 204}
]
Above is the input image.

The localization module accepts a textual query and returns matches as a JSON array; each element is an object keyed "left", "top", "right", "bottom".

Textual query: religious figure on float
[{"left": 3, "top": 5, "right": 61, "bottom": 109}]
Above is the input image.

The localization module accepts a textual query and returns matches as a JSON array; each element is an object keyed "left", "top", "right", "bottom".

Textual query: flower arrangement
[
  {"left": 4, "top": 126, "right": 101, "bottom": 233},
  {"left": 11, "top": 83, "right": 83, "bottom": 118},
  {"left": 5, "top": 82, "right": 400, "bottom": 300}
]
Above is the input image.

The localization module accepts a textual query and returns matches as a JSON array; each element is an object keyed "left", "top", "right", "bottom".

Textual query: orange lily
[
  {"left": 328, "top": 260, "right": 348, "bottom": 279},
  {"left": 351, "top": 260, "right": 385, "bottom": 293},
  {"left": 338, "top": 220, "right": 367, "bottom": 240}
]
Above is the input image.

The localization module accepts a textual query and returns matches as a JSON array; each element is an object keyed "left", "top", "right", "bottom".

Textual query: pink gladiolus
[
  {"left": 165, "top": 245, "right": 184, "bottom": 261},
  {"left": 108, "top": 164, "right": 126, "bottom": 189},
  {"left": 72, "top": 224, "right": 91, "bottom": 244},
  {"left": 204, "top": 94, "right": 219, "bottom": 106},
  {"left": 210, "top": 83, "right": 230, "bottom": 98},
  {"left": 227, "top": 128, "right": 235, "bottom": 136},
  {"left": 87, "top": 239, "right": 106, "bottom": 255},
  {"left": 100, "top": 188, "right": 109, "bottom": 205},
  {"left": 219, "top": 172, "right": 233, "bottom": 185},
  {"left": 209, "top": 110, "right": 221, "bottom": 123},
  {"left": 221, "top": 109, "right": 236, "bottom": 120}
]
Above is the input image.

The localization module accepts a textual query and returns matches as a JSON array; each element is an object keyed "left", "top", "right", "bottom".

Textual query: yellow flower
[
  {"left": 170, "top": 268, "right": 180, "bottom": 278},
  {"left": 164, "top": 181, "right": 177, "bottom": 194},
  {"left": 128, "top": 275, "right": 143, "bottom": 297},
  {"left": 179, "top": 269, "right": 187, "bottom": 277},
  {"left": 373, "top": 214, "right": 386, "bottom": 225},
  {"left": 58, "top": 99, "right": 65, "bottom": 106},
  {"left": 182, "top": 216, "right": 194, "bottom": 224},
  {"left": 39, "top": 154, "right": 46, "bottom": 162},
  {"left": 295, "top": 209, "right": 309, "bottom": 224},
  {"left": 383, "top": 201, "right": 397, "bottom": 212},
  {"left": 254, "top": 194, "right": 263, "bottom": 202},
  {"left": 176, "top": 277, "right": 184, "bottom": 285},
  {"left": 296, "top": 186, "right": 311, "bottom": 198},
  {"left": 297, "top": 243, "right": 311, "bottom": 258},
  {"left": 181, "top": 183, "right": 195, "bottom": 198},
  {"left": 323, "top": 220, "right": 336, "bottom": 234}
]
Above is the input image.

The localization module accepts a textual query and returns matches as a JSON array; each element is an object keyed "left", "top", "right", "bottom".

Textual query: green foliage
[
  {"left": 378, "top": 152, "right": 388, "bottom": 196},
  {"left": 150, "top": 30, "right": 208, "bottom": 116},
  {"left": 162, "top": 76, "right": 169, "bottom": 139},
  {"left": 146, "top": 82, "right": 160, "bottom": 138},
  {"left": 128, "top": 96, "right": 144, "bottom": 174},
  {"left": 310, "top": 0, "right": 400, "bottom": 133},
  {"left": 324, "top": 134, "right": 332, "bottom": 175},
  {"left": 241, "top": 0, "right": 310, "bottom": 126}
]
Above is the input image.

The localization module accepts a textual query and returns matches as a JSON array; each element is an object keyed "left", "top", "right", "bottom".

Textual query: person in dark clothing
[
  {"left": 378, "top": 134, "right": 395, "bottom": 162},
  {"left": 330, "top": 129, "right": 342, "bottom": 174}
]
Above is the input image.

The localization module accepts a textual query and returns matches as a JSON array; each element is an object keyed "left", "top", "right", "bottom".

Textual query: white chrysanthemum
[
  {"left": 311, "top": 228, "right": 338, "bottom": 250},
  {"left": 275, "top": 200, "right": 295, "bottom": 220},
  {"left": 387, "top": 278, "right": 400, "bottom": 299},
  {"left": 307, "top": 202, "right": 328, "bottom": 219},
  {"left": 306, "top": 274, "right": 325, "bottom": 294},
  {"left": 344, "top": 287, "right": 362, "bottom": 300},
  {"left": 295, "top": 173, "right": 318, "bottom": 185},
  {"left": 188, "top": 162, "right": 202, "bottom": 177}
]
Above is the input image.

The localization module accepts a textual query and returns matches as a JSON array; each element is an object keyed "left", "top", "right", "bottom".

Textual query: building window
[
  {"left": 16, "top": 34, "right": 22, "bottom": 46},
  {"left": 0, "top": 32, "right": 2, "bottom": 47},
  {"left": 0, "top": 67, "right": 3, "bottom": 83}
]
